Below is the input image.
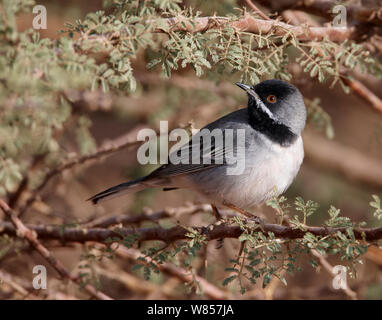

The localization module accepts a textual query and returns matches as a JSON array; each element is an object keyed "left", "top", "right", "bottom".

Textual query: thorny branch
[
  {"left": 115, "top": 247, "right": 230, "bottom": 300},
  {"left": 310, "top": 249, "right": 358, "bottom": 300},
  {"left": 2, "top": 218, "right": 382, "bottom": 243},
  {"left": 245, "top": 0, "right": 271, "bottom": 21},
  {"left": 157, "top": 15, "right": 353, "bottom": 42},
  {"left": 0, "top": 200, "right": 112, "bottom": 300},
  {"left": 257, "top": 0, "right": 382, "bottom": 27},
  {"left": 82, "top": 203, "right": 225, "bottom": 228},
  {"left": 115, "top": 8, "right": 382, "bottom": 114},
  {"left": 87, "top": 12, "right": 354, "bottom": 46},
  {"left": 0, "top": 269, "right": 78, "bottom": 299},
  {"left": 342, "top": 76, "right": 382, "bottom": 114},
  {"left": 281, "top": 10, "right": 382, "bottom": 114}
]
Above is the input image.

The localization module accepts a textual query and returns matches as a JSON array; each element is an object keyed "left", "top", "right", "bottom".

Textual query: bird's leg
[
  {"left": 222, "top": 201, "right": 253, "bottom": 218},
  {"left": 223, "top": 201, "right": 263, "bottom": 224},
  {"left": 211, "top": 204, "right": 223, "bottom": 221},
  {"left": 210, "top": 204, "right": 226, "bottom": 249}
]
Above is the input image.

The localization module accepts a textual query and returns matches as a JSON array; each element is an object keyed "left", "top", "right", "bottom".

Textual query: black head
[{"left": 236, "top": 79, "right": 306, "bottom": 146}]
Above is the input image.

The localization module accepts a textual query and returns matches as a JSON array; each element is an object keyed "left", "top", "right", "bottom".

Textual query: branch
[
  {"left": 82, "top": 13, "right": 352, "bottom": 43},
  {"left": 115, "top": 247, "right": 230, "bottom": 300},
  {"left": 2, "top": 219, "right": 382, "bottom": 243},
  {"left": 0, "top": 269, "right": 78, "bottom": 300},
  {"left": 283, "top": 10, "right": 382, "bottom": 115},
  {"left": 0, "top": 269, "right": 29, "bottom": 298},
  {"left": 310, "top": 249, "right": 358, "bottom": 300},
  {"left": 365, "top": 245, "right": 382, "bottom": 266},
  {"left": 0, "top": 200, "right": 112, "bottom": 300},
  {"left": 82, "top": 203, "right": 237, "bottom": 228},
  {"left": 342, "top": 76, "right": 382, "bottom": 114},
  {"left": 93, "top": 265, "right": 175, "bottom": 298},
  {"left": 258, "top": 0, "right": 382, "bottom": 27},
  {"left": 245, "top": 0, "right": 271, "bottom": 20},
  {"left": 159, "top": 15, "right": 353, "bottom": 42},
  {"left": 163, "top": 13, "right": 382, "bottom": 115}
]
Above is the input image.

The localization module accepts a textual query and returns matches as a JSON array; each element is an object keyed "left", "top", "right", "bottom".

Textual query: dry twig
[
  {"left": 310, "top": 249, "right": 358, "bottom": 300},
  {"left": 257, "top": 0, "right": 382, "bottom": 28},
  {"left": 342, "top": 76, "right": 382, "bottom": 114},
  {"left": 0, "top": 200, "right": 112, "bottom": 300},
  {"left": 2, "top": 218, "right": 382, "bottom": 243},
  {"left": 116, "top": 247, "right": 230, "bottom": 300},
  {"left": 160, "top": 15, "right": 353, "bottom": 42},
  {"left": 245, "top": 0, "right": 271, "bottom": 20},
  {"left": 82, "top": 203, "right": 234, "bottom": 228}
]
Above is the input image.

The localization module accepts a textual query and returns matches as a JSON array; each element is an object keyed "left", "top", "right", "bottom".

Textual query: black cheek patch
[{"left": 247, "top": 105, "right": 298, "bottom": 147}]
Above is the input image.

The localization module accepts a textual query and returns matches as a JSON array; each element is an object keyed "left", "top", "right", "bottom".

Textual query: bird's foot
[
  {"left": 209, "top": 204, "right": 230, "bottom": 249},
  {"left": 222, "top": 201, "right": 263, "bottom": 223},
  {"left": 249, "top": 215, "right": 264, "bottom": 225},
  {"left": 211, "top": 204, "right": 223, "bottom": 221}
]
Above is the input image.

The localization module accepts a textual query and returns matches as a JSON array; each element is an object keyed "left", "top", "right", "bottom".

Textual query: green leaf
[
  {"left": 222, "top": 275, "right": 236, "bottom": 286},
  {"left": 262, "top": 273, "right": 272, "bottom": 288}
]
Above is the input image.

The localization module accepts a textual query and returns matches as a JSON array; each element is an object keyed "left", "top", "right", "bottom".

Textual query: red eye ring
[{"left": 267, "top": 95, "right": 277, "bottom": 103}]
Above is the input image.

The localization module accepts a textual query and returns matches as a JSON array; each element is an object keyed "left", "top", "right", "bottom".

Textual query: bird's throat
[{"left": 248, "top": 105, "right": 298, "bottom": 147}]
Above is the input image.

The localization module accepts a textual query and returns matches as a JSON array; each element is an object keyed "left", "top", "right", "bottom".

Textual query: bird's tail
[{"left": 87, "top": 177, "right": 147, "bottom": 204}]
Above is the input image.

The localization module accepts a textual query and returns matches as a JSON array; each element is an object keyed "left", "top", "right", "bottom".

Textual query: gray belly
[{"left": 181, "top": 135, "right": 304, "bottom": 208}]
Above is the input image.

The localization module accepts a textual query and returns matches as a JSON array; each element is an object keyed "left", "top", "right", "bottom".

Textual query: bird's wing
[
  {"left": 146, "top": 132, "right": 230, "bottom": 179},
  {"left": 145, "top": 108, "right": 251, "bottom": 180}
]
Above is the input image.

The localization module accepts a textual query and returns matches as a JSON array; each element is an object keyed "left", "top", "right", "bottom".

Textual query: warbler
[{"left": 88, "top": 79, "right": 306, "bottom": 217}]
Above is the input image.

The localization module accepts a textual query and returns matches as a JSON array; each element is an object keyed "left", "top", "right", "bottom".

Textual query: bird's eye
[{"left": 266, "top": 95, "right": 277, "bottom": 103}]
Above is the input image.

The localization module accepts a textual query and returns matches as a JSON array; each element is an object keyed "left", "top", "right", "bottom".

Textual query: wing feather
[{"left": 147, "top": 130, "right": 232, "bottom": 179}]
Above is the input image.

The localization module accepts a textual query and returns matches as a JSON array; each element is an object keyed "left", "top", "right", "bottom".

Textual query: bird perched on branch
[{"left": 88, "top": 79, "right": 306, "bottom": 218}]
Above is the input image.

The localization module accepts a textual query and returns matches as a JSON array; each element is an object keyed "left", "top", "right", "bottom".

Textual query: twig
[
  {"left": 245, "top": 0, "right": 271, "bottom": 20},
  {"left": 93, "top": 262, "right": 179, "bottom": 298},
  {"left": 8, "top": 154, "right": 46, "bottom": 208},
  {"left": 286, "top": 216, "right": 356, "bottom": 300},
  {"left": 342, "top": 76, "right": 382, "bottom": 114},
  {"left": 0, "top": 269, "right": 78, "bottom": 300},
  {"left": 310, "top": 249, "right": 358, "bottom": 300},
  {"left": 0, "top": 200, "right": 112, "bottom": 300},
  {"left": 86, "top": 14, "right": 353, "bottom": 44},
  {"left": 0, "top": 270, "right": 29, "bottom": 298},
  {"left": 257, "top": 0, "right": 382, "bottom": 28},
  {"left": 284, "top": 10, "right": 382, "bottom": 115},
  {"left": 365, "top": 245, "right": 382, "bottom": 266},
  {"left": 93, "top": 266, "right": 159, "bottom": 296},
  {"left": 116, "top": 247, "right": 230, "bottom": 300},
  {"left": 282, "top": 10, "right": 321, "bottom": 27},
  {"left": 159, "top": 15, "right": 353, "bottom": 42},
  {"left": 2, "top": 219, "right": 382, "bottom": 243},
  {"left": 82, "top": 203, "right": 235, "bottom": 228}
]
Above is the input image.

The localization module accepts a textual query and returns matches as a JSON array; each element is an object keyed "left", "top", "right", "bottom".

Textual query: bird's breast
[{"left": 188, "top": 134, "right": 304, "bottom": 209}]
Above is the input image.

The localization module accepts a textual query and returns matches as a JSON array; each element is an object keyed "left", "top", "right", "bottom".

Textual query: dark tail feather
[{"left": 87, "top": 177, "right": 146, "bottom": 204}]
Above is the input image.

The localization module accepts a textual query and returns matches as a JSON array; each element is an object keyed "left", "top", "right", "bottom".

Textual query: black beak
[
  {"left": 235, "top": 82, "right": 260, "bottom": 100},
  {"left": 235, "top": 82, "right": 251, "bottom": 91}
]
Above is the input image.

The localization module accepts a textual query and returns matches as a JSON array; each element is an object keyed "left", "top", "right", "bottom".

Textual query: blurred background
[{"left": 1, "top": 0, "right": 382, "bottom": 300}]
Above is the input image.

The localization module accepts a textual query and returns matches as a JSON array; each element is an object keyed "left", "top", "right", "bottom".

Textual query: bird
[{"left": 88, "top": 79, "right": 306, "bottom": 219}]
